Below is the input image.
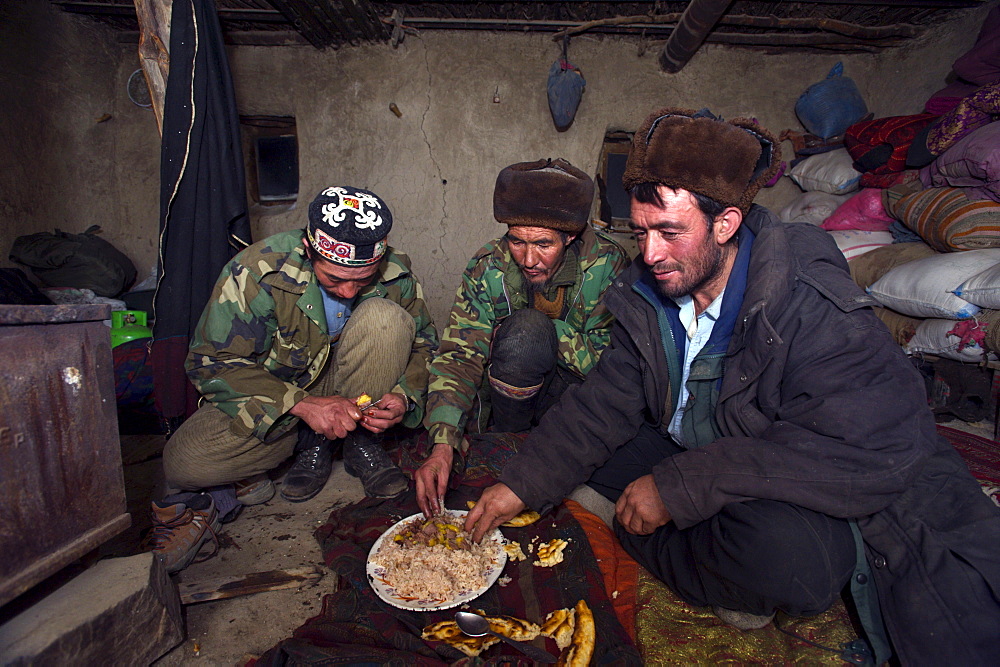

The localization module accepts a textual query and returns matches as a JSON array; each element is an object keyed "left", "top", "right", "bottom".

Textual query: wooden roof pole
[
  {"left": 659, "top": 0, "right": 734, "bottom": 73},
  {"left": 133, "top": 0, "right": 172, "bottom": 135}
]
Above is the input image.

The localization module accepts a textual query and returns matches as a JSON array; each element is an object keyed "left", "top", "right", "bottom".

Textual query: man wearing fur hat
[
  {"left": 415, "top": 158, "right": 629, "bottom": 517},
  {"left": 467, "top": 110, "right": 1000, "bottom": 662},
  {"left": 149, "top": 186, "right": 437, "bottom": 573}
]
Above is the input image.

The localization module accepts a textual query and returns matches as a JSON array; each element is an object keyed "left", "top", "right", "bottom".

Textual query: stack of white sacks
[
  {"left": 779, "top": 134, "right": 1000, "bottom": 364},
  {"left": 867, "top": 250, "right": 1000, "bottom": 363}
]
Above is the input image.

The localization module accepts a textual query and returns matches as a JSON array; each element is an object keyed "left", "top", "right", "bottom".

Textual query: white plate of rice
[{"left": 367, "top": 510, "right": 507, "bottom": 611}]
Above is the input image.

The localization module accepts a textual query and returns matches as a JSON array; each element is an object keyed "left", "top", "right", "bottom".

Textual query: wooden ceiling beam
[
  {"left": 117, "top": 29, "right": 312, "bottom": 45},
  {"left": 56, "top": 2, "right": 289, "bottom": 21},
  {"left": 267, "top": 0, "right": 335, "bottom": 48},
  {"left": 58, "top": 0, "right": 980, "bottom": 52},
  {"left": 551, "top": 13, "right": 920, "bottom": 40},
  {"left": 752, "top": 0, "right": 980, "bottom": 6},
  {"left": 311, "top": 0, "right": 361, "bottom": 46},
  {"left": 659, "top": 0, "right": 733, "bottom": 73},
  {"left": 341, "top": 0, "right": 385, "bottom": 41},
  {"left": 706, "top": 31, "right": 903, "bottom": 46}
]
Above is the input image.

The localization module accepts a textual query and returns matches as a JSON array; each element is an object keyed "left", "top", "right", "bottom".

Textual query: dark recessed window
[
  {"left": 255, "top": 135, "right": 298, "bottom": 202},
  {"left": 597, "top": 131, "right": 633, "bottom": 232},
  {"left": 241, "top": 115, "right": 298, "bottom": 206}
]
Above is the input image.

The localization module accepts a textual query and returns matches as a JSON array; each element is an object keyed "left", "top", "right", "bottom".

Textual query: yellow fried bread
[
  {"left": 466, "top": 501, "right": 542, "bottom": 527},
  {"left": 421, "top": 613, "right": 540, "bottom": 657},
  {"left": 421, "top": 620, "right": 498, "bottom": 657},
  {"left": 503, "top": 509, "right": 542, "bottom": 528},
  {"left": 486, "top": 614, "right": 541, "bottom": 641},
  {"left": 503, "top": 541, "right": 527, "bottom": 562},
  {"left": 534, "top": 538, "right": 569, "bottom": 567},
  {"left": 556, "top": 600, "right": 595, "bottom": 667},
  {"left": 540, "top": 607, "right": 576, "bottom": 650}
]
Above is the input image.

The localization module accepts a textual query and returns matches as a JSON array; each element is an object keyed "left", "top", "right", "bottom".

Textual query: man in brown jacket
[{"left": 467, "top": 109, "right": 1000, "bottom": 663}]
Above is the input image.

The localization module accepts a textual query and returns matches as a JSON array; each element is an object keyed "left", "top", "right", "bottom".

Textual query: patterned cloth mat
[
  {"left": 253, "top": 426, "right": 1000, "bottom": 664},
  {"left": 937, "top": 424, "right": 1000, "bottom": 506},
  {"left": 937, "top": 425, "right": 1000, "bottom": 485},
  {"left": 594, "top": 425, "right": 1000, "bottom": 663},
  {"left": 254, "top": 432, "right": 640, "bottom": 665},
  {"left": 566, "top": 499, "right": 861, "bottom": 665}
]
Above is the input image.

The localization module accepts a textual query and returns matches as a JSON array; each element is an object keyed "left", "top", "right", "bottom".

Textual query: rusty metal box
[{"left": 0, "top": 305, "right": 130, "bottom": 607}]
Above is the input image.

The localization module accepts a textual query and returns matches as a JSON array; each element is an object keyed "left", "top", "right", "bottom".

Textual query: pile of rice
[{"left": 372, "top": 515, "right": 499, "bottom": 602}]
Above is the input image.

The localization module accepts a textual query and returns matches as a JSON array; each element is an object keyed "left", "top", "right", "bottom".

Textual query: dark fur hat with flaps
[
  {"left": 494, "top": 158, "right": 595, "bottom": 233},
  {"left": 622, "top": 108, "right": 782, "bottom": 214},
  {"left": 306, "top": 186, "right": 392, "bottom": 267}
]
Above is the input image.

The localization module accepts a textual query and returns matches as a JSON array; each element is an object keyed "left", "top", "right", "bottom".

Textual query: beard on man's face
[
  {"left": 651, "top": 237, "right": 725, "bottom": 300},
  {"left": 525, "top": 276, "right": 552, "bottom": 297}
]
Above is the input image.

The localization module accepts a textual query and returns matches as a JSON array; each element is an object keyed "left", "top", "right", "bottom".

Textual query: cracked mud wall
[
  {"left": 229, "top": 6, "right": 988, "bottom": 324},
  {"left": 1, "top": 0, "right": 991, "bottom": 326},
  {"left": 0, "top": 0, "right": 162, "bottom": 286}
]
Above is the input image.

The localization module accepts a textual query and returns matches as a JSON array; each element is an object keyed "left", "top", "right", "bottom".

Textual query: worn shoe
[
  {"left": 343, "top": 430, "right": 408, "bottom": 498},
  {"left": 143, "top": 493, "right": 221, "bottom": 574},
  {"left": 712, "top": 606, "right": 776, "bottom": 631},
  {"left": 235, "top": 473, "right": 275, "bottom": 506},
  {"left": 280, "top": 432, "right": 334, "bottom": 502}
]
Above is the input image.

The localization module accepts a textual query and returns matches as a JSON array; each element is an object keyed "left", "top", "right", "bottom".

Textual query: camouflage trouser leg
[{"left": 163, "top": 298, "right": 414, "bottom": 489}]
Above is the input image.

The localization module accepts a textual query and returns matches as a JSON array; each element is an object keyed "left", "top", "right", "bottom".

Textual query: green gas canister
[{"left": 110, "top": 310, "right": 152, "bottom": 348}]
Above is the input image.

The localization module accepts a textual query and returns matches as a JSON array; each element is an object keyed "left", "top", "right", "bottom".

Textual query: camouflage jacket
[
  {"left": 424, "top": 226, "right": 629, "bottom": 451},
  {"left": 186, "top": 229, "right": 438, "bottom": 442}
]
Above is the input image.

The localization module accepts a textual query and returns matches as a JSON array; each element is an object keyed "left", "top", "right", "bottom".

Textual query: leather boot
[
  {"left": 343, "top": 429, "right": 408, "bottom": 498},
  {"left": 280, "top": 429, "right": 334, "bottom": 502}
]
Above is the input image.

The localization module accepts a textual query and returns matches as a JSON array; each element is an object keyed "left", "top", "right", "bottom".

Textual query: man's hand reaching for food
[
  {"left": 415, "top": 443, "right": 453, "bottom": 518},
  {"left": 464, "top": 483, "right": 526, "bottom": 543}
]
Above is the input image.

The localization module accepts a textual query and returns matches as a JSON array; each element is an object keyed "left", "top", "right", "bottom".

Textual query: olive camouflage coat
[
  {"left": 186, "top": 229, "right": 437, "bottom": 441},
  {"left": 424, "top": 226, "right": 629, "bottom": 451}
]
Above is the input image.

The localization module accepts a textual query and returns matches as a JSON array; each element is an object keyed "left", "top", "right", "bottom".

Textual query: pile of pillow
[{"left": 774, "top": 6, "right": 1000, "bottom": 368}]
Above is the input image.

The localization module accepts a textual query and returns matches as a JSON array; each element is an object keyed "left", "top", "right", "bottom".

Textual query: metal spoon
[{"left": 454, "top": 610, "right": 557, "bottom": 663}]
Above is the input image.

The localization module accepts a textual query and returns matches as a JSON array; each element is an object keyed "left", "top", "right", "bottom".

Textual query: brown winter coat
[{"left": 502, "top": 206, "right": 1000, "bottom": 662}]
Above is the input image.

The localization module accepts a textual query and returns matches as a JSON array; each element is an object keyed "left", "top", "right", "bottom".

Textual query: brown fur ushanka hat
[
  {"left": 494, "top": 158, "right": 595, "bottom": 233},
  {"left": 622, "top": 108, "right": 782, "bottom": 214}
]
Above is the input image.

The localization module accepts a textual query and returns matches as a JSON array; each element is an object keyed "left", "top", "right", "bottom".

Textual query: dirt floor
[
  {"left": 105, "top": 414, "right": 998, "bottom": 665},
  {"left": 104, "top": 435, "right": 368, "bottom": 665}
]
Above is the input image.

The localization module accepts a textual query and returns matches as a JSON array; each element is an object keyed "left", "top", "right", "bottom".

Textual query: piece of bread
[
  {"left": 540, "top": 607, "right": 576, "bottom": 650},
  {"left": 466, "top": 500, "right": 542, "bottom": 528},
  {"left": 421, "top": 619, "right": 498, "bottom": 657},
  {"left": 557, "top": 600, "right": 595, "bottom": 666},
  {"left": 503, "top": 541, "right": 527, "bottom": 562},
  {"left": 534, "top": 538, "right": 569, "bottom": 567},
  {"left": 355, "top": 393, "right": 372, "bottom": 408},
  {"left": 486, "top": 614, "right": 541, "bottom": 641},
  {"left": 503, "top": 508, "right": 542, "bottom": 527}
]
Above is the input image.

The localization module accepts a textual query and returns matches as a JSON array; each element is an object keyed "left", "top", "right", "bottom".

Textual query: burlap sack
[
  {"left": 874, "top": 307, "right": 921, "bottom": 346},
  {"left": 974, "top": 308, "right": 1000, "bottom": 355},
  {"left": 848, "top": 241, "right": 936, "bottom": 289}
]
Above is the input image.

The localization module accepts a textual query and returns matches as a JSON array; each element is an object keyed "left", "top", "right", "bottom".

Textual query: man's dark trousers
[{"left": 588, "top": 423, "right": 856, "bottom": 617}]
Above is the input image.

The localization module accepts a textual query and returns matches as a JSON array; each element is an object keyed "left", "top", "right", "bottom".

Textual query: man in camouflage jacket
[
  {"left": 415, "top": 159, "right": 629, "bottom": 517},
  {"left": 183, "top": 230, "right": 434, "bottom": 445},
  {"left": 152, "top": 186, "right": 437, "bottom": 573}
]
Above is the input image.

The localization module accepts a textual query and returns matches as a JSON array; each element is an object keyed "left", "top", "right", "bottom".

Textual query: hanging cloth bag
[{"left": 547, "top": 38, "right": 586, "bottom": 131}]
